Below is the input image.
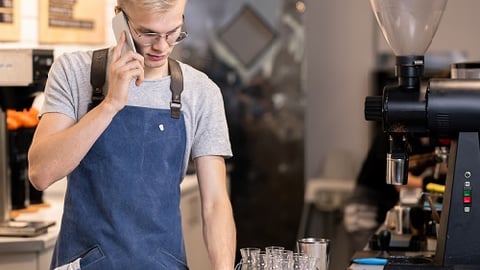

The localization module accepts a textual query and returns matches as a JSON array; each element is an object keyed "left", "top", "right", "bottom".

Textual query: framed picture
[
  {"left": 217, "top": 4, "right": 278, "bottom": 69},
  {"left": 39, "top": 0, "right": 105, "bottom": 44},
  {"left": 0, "top": 0, "right": 20, "bottom": 41}
]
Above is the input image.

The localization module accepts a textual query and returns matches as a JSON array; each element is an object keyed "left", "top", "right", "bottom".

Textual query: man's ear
[{"left": 114, "top": 6, "right": 121, "bottom": 14}]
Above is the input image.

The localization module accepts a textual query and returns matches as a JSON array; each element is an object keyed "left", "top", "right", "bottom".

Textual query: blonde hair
[{"left": 117, "top": 0, "right": 178, "bottom": 13}]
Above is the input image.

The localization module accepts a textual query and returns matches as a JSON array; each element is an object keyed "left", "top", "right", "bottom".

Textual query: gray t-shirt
[{"left": 41, "top": 49, "right": 232, "bottom": 175}]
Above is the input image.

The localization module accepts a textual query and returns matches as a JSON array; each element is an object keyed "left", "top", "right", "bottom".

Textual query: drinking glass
[
  {"left": 265, "top": 246, "right": 285, "bottom": 256},
  {"left": 292, "top": 252, "right": 308, "bottom": 270},
  {"left": 279, "top": 250, "right": 294, "bottom": 269},
  {"left": 237, "top": 247, "right": 261, "bottom": 270}
]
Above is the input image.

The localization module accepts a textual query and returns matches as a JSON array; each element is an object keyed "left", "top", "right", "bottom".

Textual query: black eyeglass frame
[{"left": 120, "top": 8, "right": 188, "bottom": 47}]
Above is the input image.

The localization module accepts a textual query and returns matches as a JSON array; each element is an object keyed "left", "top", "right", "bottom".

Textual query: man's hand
[{"left": 105, "top": 31, "right": 145, "bottom": 112}]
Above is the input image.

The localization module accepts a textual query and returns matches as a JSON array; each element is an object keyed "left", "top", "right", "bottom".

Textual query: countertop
[
  {"left": 0, "top": 179, "right": 65, "bottom": 253},
  {"left": 0, "top": 174, "right": 199, "bottom": 254},
  {"left": 348, "top": 264, "right": 384, "bottom": 270}
]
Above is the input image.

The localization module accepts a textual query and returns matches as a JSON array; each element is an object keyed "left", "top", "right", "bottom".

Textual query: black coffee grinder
[
  {"left": 0, "top": 48, "right": 55, "bottom": 236},
  {"left": 364, "top": 0, "right": 480, "bottom": 269}
]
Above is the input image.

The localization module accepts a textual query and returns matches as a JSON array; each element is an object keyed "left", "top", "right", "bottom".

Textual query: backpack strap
[
  {"left": 89, "top": 49, "right": 184, "bottom": 119},
  {"left": 90, "top": 48, "right": 109, "bottom": 108},
  {"left": 168, "top": 58, "right": 183, "bottom": 119}
]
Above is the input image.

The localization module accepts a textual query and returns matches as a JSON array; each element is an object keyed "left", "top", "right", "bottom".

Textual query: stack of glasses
[{"left": 235, "top": 238, "right": 330, "bottom": 270}]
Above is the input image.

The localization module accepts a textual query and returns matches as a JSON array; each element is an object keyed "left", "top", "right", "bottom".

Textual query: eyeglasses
[{"left": 122, "top": 9, "right": 188, "bottom": 47}]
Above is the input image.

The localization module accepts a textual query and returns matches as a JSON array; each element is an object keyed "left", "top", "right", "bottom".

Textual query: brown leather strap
[
  {"left": 168, "top": 58, "right": 183, "bottom": 119},
  {"left": 90, "top": 48, "right": 109, "bottom": 108}
]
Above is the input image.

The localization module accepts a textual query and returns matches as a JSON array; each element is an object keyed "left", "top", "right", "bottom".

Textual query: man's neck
[{"left": 144, "top": 64, "right": 169, "bottom": 80}]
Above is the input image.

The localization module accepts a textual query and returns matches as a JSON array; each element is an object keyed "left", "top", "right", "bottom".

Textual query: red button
[{"left": 464, "top": 196, "right": 472, "bottom": 204}]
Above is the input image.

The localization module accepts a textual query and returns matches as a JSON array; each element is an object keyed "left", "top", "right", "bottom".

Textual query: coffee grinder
[
  {"left": 364, "top": 0, "right": 480, "bottom": 269},
  {"left": 0, "top": 49, "right": 55, "bottom": 236}
]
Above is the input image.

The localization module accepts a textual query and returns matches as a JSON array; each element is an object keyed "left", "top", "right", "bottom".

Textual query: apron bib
[{"left": 51, "top": 106, "right": 188, "bottom": 269}]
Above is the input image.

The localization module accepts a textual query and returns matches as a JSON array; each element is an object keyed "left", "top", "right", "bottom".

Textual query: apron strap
[
  {"left": 168, "top": 58, "right": 183, "bottom": 119},
  {"left": 89, "top": 48, "right": 184, "bottom": 119},
  {"left": 90, "top": 48, "right": 109, "bottom": 108}
]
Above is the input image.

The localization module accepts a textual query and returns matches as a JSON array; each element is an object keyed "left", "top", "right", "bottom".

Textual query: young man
[{"left": 28, "top": 0, "right": 236, "bottom": 269}]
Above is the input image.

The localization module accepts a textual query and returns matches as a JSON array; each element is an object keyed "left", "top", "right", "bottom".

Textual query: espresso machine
[
  {"left": 0, "top": 48, "right": 55, "bottom": 236},
  {"left": 361, "top": 0, "right": 480, "bottom": 269}
]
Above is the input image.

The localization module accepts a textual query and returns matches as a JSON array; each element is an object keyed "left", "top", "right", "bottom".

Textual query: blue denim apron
[{"left": 51, "top": 105, "right": 188, "bottom": 269}]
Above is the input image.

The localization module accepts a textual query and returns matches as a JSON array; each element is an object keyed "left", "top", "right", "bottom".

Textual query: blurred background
[{"left": 2, "top": 0, "right": 480, "bottom": 269}]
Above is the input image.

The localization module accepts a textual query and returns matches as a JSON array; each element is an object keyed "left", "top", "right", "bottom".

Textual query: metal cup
[{"left": 296, "top": 238, "right": 331, "bottom": 270}]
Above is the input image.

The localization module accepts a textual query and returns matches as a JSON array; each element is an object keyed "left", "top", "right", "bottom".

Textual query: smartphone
[{"left": 112, "top": 11, "right": 137, "bottom": 54}]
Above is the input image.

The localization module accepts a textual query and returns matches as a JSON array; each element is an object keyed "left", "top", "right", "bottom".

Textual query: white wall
[
  {"left": 305, "top": 0, "right": 480, "bottom": 179},
  {"left": 305, "top": 0, "right": 375, "bottom": 179}
]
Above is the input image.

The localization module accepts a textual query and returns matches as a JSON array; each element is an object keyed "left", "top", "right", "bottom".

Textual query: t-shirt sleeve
[
  {"left": 190, "top": 77, "right": 233, "bottom": 159},
  {"left": 40, "top": 52, "right": 91, "bottom": 121}
]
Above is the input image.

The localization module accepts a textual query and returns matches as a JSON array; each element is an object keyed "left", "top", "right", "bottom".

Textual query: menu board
[
  {"left": 39, "top": 0, "right": 106, "bottom": 44},
  {"left": 0, "top": 0, "right": 20, "bottom": 41}
]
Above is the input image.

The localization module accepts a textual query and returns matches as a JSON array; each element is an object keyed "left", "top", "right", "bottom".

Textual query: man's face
[{"left": 124, "top": 0, "right": 186, "bottom": 75}]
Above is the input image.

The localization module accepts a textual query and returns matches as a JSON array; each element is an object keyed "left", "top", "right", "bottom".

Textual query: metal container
[
  {"left": 0, "top": 109, "right": 11, "bottom": 222},
  {"left": 385, "top": 205, "right": 411, "bottom": 235}
]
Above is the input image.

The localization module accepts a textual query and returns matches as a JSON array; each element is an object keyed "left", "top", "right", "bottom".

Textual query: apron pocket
[
  {"left": 54, "top": 246, "right": 105, "bottom": 270},
  {"left": 79, "top": 245, "right": 105, "bottom": 268}
]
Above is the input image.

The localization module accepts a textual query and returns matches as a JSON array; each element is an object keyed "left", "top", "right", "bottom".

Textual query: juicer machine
[{"left": 363, "top": 0, "right": 480, "bottom": 268}]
